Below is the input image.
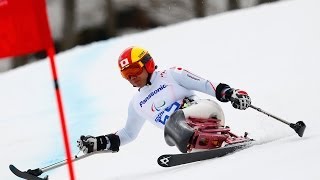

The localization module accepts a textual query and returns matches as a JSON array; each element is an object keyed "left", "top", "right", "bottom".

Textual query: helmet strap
[{"left": 146, "top": 72, "right": 152, "bottom": 86}]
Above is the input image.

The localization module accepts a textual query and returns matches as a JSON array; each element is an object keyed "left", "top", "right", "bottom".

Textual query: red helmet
[{"left": 118, "top": 46, "right": 156, "bottom": 74}]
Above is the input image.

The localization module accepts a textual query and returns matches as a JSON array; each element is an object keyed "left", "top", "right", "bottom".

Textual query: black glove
[
  {"left": 77, "top": 135, "right": 110, "bottom": 154},
  {"left": 225, "top": 89, "right": 251, "bottom": 110}
]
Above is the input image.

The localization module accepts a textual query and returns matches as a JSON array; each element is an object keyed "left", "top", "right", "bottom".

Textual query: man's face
[{"left": 126, "top": 67, "right": 149, "bottom": 88}]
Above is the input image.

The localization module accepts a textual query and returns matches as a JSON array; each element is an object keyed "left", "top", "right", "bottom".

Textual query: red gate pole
[{"left": 47, "top": 47, "right": 75, "bottom": 180}]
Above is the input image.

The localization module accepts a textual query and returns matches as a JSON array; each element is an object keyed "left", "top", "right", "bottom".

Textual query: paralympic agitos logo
[{"left": 140, "top": 84, "right": 168, "bottom": 107}]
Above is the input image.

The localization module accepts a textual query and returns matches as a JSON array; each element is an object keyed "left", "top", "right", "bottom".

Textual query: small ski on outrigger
[
  {"left": 9, "top": 164, "right": 48, "bottom": 180},
  {"left": 9, "top": 150, "right": 113, "bottom": 180},
  {"left": 158, "top": 139, "right": 254, "bottom": 167}
]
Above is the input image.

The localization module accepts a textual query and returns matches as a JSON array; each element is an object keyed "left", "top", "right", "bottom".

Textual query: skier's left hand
[{"left": 227, "top": 89, "right": 251, "bottom": 110}]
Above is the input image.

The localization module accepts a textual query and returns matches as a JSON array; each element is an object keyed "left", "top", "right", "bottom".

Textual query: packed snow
[{"left": 1, "top": 0, "right": 320, "bottom": 179}]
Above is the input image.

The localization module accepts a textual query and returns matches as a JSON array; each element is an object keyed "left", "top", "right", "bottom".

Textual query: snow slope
[{"left": 1, "top": 0, "right": 320, "bottom": 179}]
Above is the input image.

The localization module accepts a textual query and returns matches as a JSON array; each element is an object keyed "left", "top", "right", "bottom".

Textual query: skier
[{"left": 77, "top": 46, "right": 251, "bottom": 154}]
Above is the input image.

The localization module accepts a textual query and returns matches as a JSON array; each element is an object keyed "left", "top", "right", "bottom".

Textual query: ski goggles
[{"left": 120, "top": 61, "right": 144, "bottom": 79}]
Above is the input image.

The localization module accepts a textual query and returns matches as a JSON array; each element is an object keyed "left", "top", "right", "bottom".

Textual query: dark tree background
[{"left": 6, "top": 0, "right": 280, "bottom": 71}]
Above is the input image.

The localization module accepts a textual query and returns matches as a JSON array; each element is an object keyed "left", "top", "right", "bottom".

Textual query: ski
[
  {"left": 9, "top": 164, "right": 47, "bottom": 180},
  {"left": 157, "top": 140, "right": 254, "bottom": 167}
]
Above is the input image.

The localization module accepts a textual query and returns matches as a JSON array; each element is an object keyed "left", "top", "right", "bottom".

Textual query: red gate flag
[
  {"left": 0, "top": 1, "right": 75, "bottom": 179},
  {"left": 0, "top": 0, "right": 52, "bottom": 57}
]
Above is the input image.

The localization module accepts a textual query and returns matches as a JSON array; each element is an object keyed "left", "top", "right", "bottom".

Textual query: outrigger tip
[{"left": 290, "top": 121, "right": 306, "bottom": 137}]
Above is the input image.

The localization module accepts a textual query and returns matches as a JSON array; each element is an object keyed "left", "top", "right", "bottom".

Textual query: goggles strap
[{"left": 140, "top": 54, "right": 151, "bottom": 64}]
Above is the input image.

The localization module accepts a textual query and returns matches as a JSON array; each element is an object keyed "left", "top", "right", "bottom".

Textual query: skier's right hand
[
  {"left": 77, "top": 135, "right": 110, "bottom": 154},
  {"left": 225, "top": 89, "right": 251, "bottom": 110}
]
